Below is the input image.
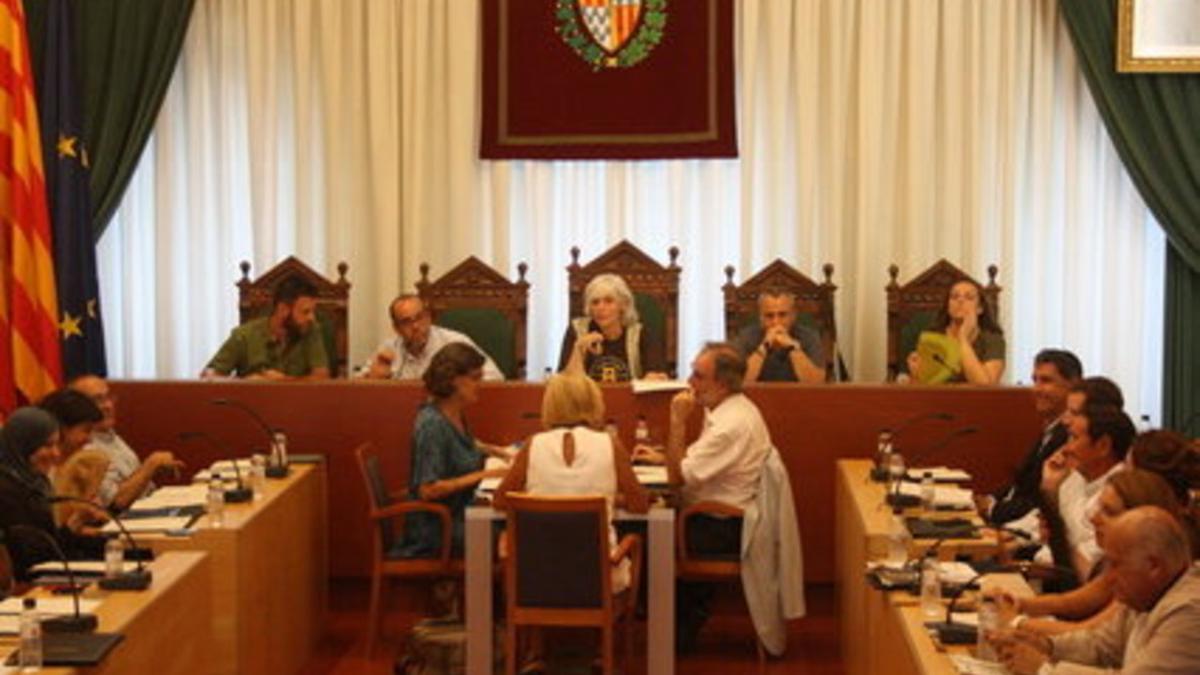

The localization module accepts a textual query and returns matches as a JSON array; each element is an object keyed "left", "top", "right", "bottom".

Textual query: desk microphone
[
  {"left": 930, "top": 561, "right": 1075, "bottom": 644},
  {"left": 887, "top": 426, "right": 979, "bottom": 507},
  {"left": 179, "top": 431, "right": 253, "bottom": 503},
  {"left": 211, "top": 398, "right": 289, "bottom": 478},
  {"left": 6, "top": 525, "right": 98, "bottom": 633},
  {"left": 42, "top": 496, "right": 153, "bottom": 591},
  {"left": 872, "top": 412, "right": 956, "bottom": 481}
]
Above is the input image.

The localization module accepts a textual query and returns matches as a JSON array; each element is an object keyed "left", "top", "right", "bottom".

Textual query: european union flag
[{"left": 37, "top": 0, "right": 107, "bottom": 379}]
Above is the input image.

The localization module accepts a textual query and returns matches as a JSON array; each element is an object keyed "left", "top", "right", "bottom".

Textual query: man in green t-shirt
[{"left": 202, "top": 275, "right": 330, "bottom": 380}]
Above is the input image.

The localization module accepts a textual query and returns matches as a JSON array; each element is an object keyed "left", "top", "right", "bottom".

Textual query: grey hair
[
  {"left": 583, "top": 273, "right": 639, "bottom": 327},
  {"left": 1118, "top": 506, "right": 1191, "bottom": 569},
  {"left": 701, "top": 341, "right": 746, "bottom": 393},
  {"left": 757, "top": 288, "right": 797, "bottom": 310}
]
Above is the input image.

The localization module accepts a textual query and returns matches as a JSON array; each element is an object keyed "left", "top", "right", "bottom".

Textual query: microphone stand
[
  {"left": 929, "top": 561, "right": 1076, "bottom": 644},
  {"left": 871, "top": 412, "right": 956, "bottom": 481},
  {"left": 44, "top": 496, "right": 153, "bottom": 591},
  {"left": 179, "top": 431, "right": 253, "bottom": 503},
  {"left": 211, "top": 398, "right": 289, "bottom": 478},
  {"left": 8, "top": 525, "right": 98, "bottom": 633},
  {"left": 887, "top": 426, "right": 979, "bottom": 508}
]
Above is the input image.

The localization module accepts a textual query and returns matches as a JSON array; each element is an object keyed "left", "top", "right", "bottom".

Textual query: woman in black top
[
  {"left": 557, "top": 273, "right": 667, "bottom": 382},
  {"left": 0, "top": 407, "right": 106, "bottom": 579}
]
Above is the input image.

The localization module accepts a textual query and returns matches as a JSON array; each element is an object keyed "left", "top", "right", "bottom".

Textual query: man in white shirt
[
  {"left": 357, "top": 294, "right": 503, "bottom": 381},
  {"left": 634, "top": 342, "right": 772, "bottom": 652},
  {"left": 69, "top": 375, "right": 185, "bottom": 511},
  {"left": 993, "top": 506, "right": 1200, "bottom": 675},
  {"left": 1040, "top": 377, "right": 1134, "bottom": 582}
]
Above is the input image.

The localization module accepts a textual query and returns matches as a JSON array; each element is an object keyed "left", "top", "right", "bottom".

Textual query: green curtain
[
  {"left": 1058, "top": 0, "right": 1200, "bottom": 431},
  {"left": 27, "top": 0, "right": 196, "bottom": 240}
]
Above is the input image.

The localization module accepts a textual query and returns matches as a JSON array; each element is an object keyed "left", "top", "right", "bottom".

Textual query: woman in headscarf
[{"left": 0, "top": 408, "right": 107, "bottom": 579}]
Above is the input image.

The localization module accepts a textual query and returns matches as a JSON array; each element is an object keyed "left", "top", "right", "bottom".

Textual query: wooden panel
[
  {"left": 108, "top": 380, "right": 1040, "bottom": 581},
  {"left": 135, "top": 464, "right": 327, "bottom": 675}
]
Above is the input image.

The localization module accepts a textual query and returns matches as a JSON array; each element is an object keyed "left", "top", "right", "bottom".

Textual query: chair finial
[
  {"left": 517, "top": 262, "right": 528, "bottom": 283},
  {"left": 724, "top": 264, "right": 735, "bottom": 285},
  {"left": 239, "top": 260, "right": 251, "bottom": 282},
  {"left": 419, "top": 263, "right": 430, "bottom": 284},
  {"left": 888, "top": 264, "right": 899, "bottom": 285},
  {"left": 823, "top": 263, "right": 834, "bottom": 284},
  {"left": 987, "top": 264, "right": 998, "bottom": 286},
  {"left": 668, "top": 246, "right": 680, "bottom": 269},
  {"left": 570, "top": 246, "right": 580, "bottom": 267},
  {"left": 337, "top": 261, "right": 349, "bottom": 283}
]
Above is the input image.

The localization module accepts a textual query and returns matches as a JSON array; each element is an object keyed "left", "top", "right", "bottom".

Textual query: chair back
[
  {"left": 567, "top": 240, "right": 681, "bottom": 376},
  {"left": 504, "top": 494, "right": 611, "bottom": 613},
  {"left": 354, "top": 442, "right": 397, "bottom": 552},
  {"left": 416, "top": 256, "right": 530, "bottom": 379},
  {"left": 237, "top": 256, "right": 351, "bottom": 376},
  {"left": 885, "top": 259, "right": 1001, "bottom": 380},
  {"left": 722, "top": 259, "right": 840, "bottom": 380}
]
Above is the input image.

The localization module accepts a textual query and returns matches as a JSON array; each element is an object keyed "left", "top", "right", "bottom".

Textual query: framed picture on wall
[{"left": 1118, "top": 0, "right": 1200, "bottom": 72}]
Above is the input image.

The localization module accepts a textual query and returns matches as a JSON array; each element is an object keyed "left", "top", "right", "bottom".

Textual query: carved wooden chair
[
  {"left": 502, "top": 494, "right": 643, "bottom": 675},
  {"left": 237, "top": 256, "right": 351, "bottom": 376},
  {"left": 885, "top": 259, "right": 1001, "bottom": 381},
  {"left": 567, "top": 240, "right": 681, "bottom": 376},
  {"left": 723, "top": 259, "right": 842, "bottom": 380},
  {"left": 415, "top": 256, "right": 530, "bottom": 379}
]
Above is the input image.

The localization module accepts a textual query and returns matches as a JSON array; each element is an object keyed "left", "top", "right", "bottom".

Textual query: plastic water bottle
[
  {"left": 207, "top": 475, "right": 226, "bottom": 528},
  {"left": 1138, "top": 414, "right": 1152, "bottom": 433},
  {"left": 271, "top": 431, "right": 289, "bottom": 470},
  {"left": 19, "top": 597, "right": 42, "bottom": 670},
  {"left": 976, "top": 596, "right": 999, "bottom": 661},
  {"left": 920, "top": 556, "right": 942, "bottom": 620},
  {"left": 104, "top": 537, "right": 124, "bottom": 579},
  {"left": 886, "top": 506, "right": 912, "bottom": 566},
  {"left": 635, "top": 415, "right": 650, "bottom": 445},
  {"left": 874, "top": 430, "right": 894, "bottom": 477},
  {"left": 250, "top": 454, "right": 267, "bottom": 499},
  {"left": 920, "top": 471, "right": 936, "bottom": 509}
]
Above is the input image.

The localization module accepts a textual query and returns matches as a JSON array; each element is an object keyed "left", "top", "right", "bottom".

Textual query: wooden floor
[{"left": 302, "top": 580, "right": 843, "bottom": 674}]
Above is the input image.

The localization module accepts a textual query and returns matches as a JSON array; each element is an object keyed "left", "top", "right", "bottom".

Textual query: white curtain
[{"left": 98, "top": 0, "right": 1165, "bottom": 421}]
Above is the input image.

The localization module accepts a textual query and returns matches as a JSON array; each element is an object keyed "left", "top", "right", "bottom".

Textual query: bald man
[
  {"left": 993, "top": 506, "right": 1200, "bottom": 674},
  {"left": 69, "top": 376, "right": 184, "bottom": 511}
]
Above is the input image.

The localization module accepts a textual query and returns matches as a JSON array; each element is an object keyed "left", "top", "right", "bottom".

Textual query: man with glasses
[
  {"left": 735, "top": 289, "right": 825, "bottom": 383},
  {"left": 358, "top": 294, "right": 503, "bottom": 381},
  {"left": 69, "top": 375, "right": 184, "bottom": 511}
]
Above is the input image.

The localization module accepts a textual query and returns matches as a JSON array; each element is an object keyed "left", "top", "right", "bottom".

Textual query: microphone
[
  {"left": 871, "top": 412, "right": 956, "bottom": 481},
  {"left": 6, "top": 525, "right": 98, "bottom": 633},
  {"left": 179, "top": 431, "right": 253, "bottom": 503},
  {"left": 211, "top": 398, "right": 289, "bottom": 478},
  {"left": 930, "top": 561, "right": 1075, "bottom": 644},
  {"left": 888, "top": 426, "right": 979, "bottom": 508},
  {"left": 43, "top": 496, "right": 153, "bottom": 591}
]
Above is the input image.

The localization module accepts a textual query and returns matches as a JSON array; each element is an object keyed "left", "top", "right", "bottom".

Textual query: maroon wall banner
[{"left": 480, "top": 0, "right": 737, "bottom": 160}]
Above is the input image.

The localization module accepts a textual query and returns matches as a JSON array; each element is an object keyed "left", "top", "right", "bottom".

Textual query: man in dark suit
[{"left": 977, "top": 349, "right": 1082, "bottom": 526}]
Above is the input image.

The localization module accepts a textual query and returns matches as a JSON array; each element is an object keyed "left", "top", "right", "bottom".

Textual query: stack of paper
[
  {"left": 101, "top": 515, "right": 193, "bottom": 534},
  {"left": 0, "top": 597, "right": 101, "bottom": 616},
  {"left": 29, "top": 560, "right": 121, "bottom": 576},
  {"left": 633, "top": 465, "right": 669, "bottom": 486},
  {"left": 131, "top": 484, "right": 208, "bottom": 510},
  {"left": 906, "top": 466, "right": 973, "bottom": 482},
  {"left": 896, "top": 481, "right": 975, "bottom": 509},
  {"left": 631, "top": 379, "right": 689, "bottom": 395}
]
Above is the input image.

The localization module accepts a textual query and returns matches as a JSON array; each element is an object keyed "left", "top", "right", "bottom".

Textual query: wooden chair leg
[
  {"left": 365, "top": 569, "right": 383, "bottom": 656},
  {"left": 623, "top": 611, "right": 634, "bottom": 673},
  {"left": 602, "top": 624, "right": 614, "bottom": 675},
  {"left": 505, "top": 622, "right": 518, "bottom": 675}
]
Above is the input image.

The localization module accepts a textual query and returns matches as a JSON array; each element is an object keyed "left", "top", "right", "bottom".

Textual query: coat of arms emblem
[{"left": 555, "top": 0, "right": 668, "bottom": 70}]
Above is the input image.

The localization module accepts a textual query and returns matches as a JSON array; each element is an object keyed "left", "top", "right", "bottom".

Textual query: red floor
[{"left": 301, "top": 579, "right": 843, "bottom": 674}]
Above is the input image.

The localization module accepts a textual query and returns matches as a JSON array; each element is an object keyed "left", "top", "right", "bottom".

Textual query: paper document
[
  {"left": 0, "top": 597, "right": 101, "bottom": 616},
  {"left": 897, "top": 482, "right": 974, "bottom": 509},
  {"left": 631, "top": 379, "right": 689, "bottom": 394},
  {"left": 633, "top": 465, "right": 669, "bottom": 485},
  {"left": 947, "top": 654, "right": 1009, "bottom": 675},
  {"left": 906, "top": 466, "right": 972, "bottom": 482},
  {"left": 132, "top": 484, "right": 208, "bottom": 509},
  {"left": 29, "top": 560, "right": 121, "bottom": 576},
  {"left": 947, "top": 611, "right": 979, "bottom": 627},
  {"left": 102, "top": 515, "right": 193, "bottom": 534},
  {"left": 936, "top": 561, "right": 979, "bottom": 585}
]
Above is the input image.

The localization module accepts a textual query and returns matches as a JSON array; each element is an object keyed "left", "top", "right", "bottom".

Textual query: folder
[{"left": 914, "top": 331, "right": 961, "bottom": 384}]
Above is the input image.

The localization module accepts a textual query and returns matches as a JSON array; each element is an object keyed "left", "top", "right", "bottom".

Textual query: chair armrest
[
  {"left": 676, "top": 501, "right": 744, "bottom": 564},
  {"left": 370, "top": 500, "right": 454, "bottom": 565},
  {"left": 611, "top": 533, "right": 642, "bottom": 566}
]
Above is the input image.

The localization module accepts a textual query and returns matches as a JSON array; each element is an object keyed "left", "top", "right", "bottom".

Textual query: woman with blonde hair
[
  {"left": 52, "top": 448, "right": 111, "bottom": 534},
  {"left": 557, "top": 273, "right": 667, "bottom": 382}
]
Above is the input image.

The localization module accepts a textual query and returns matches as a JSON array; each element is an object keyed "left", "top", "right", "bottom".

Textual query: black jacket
[{"left": 989, "top": 421, "right": 1069, "bottom": 525}]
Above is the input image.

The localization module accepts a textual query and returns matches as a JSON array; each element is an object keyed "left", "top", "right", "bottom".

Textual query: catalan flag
[{"left": 0, "top": 0, "right": 62, "bottom": 411}]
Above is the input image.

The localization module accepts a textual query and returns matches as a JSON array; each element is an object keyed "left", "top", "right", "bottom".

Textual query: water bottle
[
  {"left": 19, "top": 597, "right": 42, "bottom": 670},
  {"left": 207, "top": 474, "right": 225, "bottom": 528},
  {"left": 635, "top": 415, "right": 650, "bottom": 445},
  {"left": 104, "top": 537, "right": 124, "bottom": 579},
  {"left": 542, "top": 367, "right": 553, "bottom": 381},
  {"left": 250, "top": 454, "right": 267, "bottom": 499},
  {"left": 920, "top": 555, "right": 942, "bottom": 620},
  {"left": 886, "top": 506, "right": 912, "bottom": 566},
  {"left": 1138, "top": 414, "right": 1152, "bottom": 433},
  {"left": 920, "top": 471, "right": 936, "bottom": 509},
  {"left": 874, "top": 430, "right": 894, "bottom": 477},
  {"left": 271, "top": 431, "right": 289, "bottom": 471},
  {"left": 976, "top": 595, "right": 999, "bottom": 661}
]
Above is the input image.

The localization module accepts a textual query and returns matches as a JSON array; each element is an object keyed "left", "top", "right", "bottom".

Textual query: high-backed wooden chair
[
  {"left": 416, "top": 257, "right": 530, "bottom": 379},
  {"left": 885, "top": 259, "right": 1001, "bottom": 380},
  {"left": 676, "top": 501, "right": 766, "bottom": 672},
  {"left": 502, "top": 494, "right": 643, "bottom": 675},
  {"left": 237, "top": 256, "right": 351, "bottom": 376},
  {"left": 354, "top": 442, "right": 462, "bottom": 656},
  {"left": 723, "top": 259, "right": 841, "bottom": 380},
  {"left": 567, "top": 240, "right": 681, "bottom": 376}
]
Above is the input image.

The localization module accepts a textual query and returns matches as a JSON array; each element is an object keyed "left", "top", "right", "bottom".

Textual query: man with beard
[
  {"left": 202, "top": 275, "right": 330, "bottom": 379},
  {"left": 357, "top": 294, "right": 503, "bottom": 381}
]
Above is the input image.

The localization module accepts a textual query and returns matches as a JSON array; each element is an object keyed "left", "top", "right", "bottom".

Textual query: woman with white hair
[{"left": 556, "top": 273, "right": 667, "bottom": 382}]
